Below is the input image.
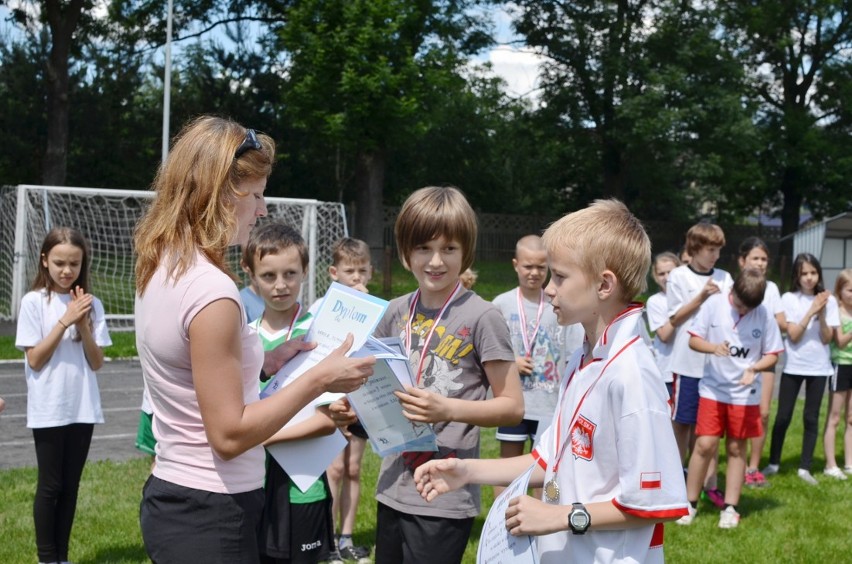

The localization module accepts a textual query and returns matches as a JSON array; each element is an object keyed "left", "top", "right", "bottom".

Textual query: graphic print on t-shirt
[
  {"left": 571, "top": 415, "right": 596, "bottom": 461},
  {"left": 407, "top": 311, "right": 475, "bottom": 395}
]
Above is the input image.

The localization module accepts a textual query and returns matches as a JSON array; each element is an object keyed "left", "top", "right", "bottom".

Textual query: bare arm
[
  {"left": 190, "top": 299, "right": 375, "bottom": 461},
  {"left": 688, "top": 335, "right": 730, "bottom": 356},
  {"left": 654, "top": 320, "right": 676, "bottom": 343},
  {"left": 25, "top": 289, "right": 94, "bottom": 371},
  {"left": 397, "top": 359, "right": 524, "bottom": 427},
  {"left": 836, "top": 320, "right": 852, "bottom": 349},
  {"left": 414, "top": 453, "right": 544, "bottom": 500},
  {"left": 263, "top": 406, "right": 336, "bottom": 446},
  {"left": 670, "top": 280, "right": 719, "bottom": 327}
]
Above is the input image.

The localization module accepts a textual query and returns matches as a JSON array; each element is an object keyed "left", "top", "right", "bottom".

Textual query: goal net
[{"left": 0, "top": 185, "right": 348, "bottom": 330}]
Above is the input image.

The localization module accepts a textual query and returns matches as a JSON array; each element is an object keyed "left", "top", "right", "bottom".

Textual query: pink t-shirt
[{"left": 135, "top": 253, "right": 265, "bottom": 493}]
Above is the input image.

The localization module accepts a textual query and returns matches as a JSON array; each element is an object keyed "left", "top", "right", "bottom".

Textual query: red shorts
[{"left": 695, "top": 397, "right": 762, "bottom": 439}]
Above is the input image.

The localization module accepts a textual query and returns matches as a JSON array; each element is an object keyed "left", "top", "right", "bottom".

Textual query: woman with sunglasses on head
[{"left": 134, "top": 116, "right": 375, "bottom": 563}]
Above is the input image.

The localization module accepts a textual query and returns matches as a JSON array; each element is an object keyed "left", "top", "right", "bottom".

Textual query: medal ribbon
[
  {"left": 517, "top": 288, "right": 545, "bottom": 358},
  {"left": 549, "top": 335, "right": 640, "bottom": 476},
  {"left": 405, "top": 282, "right": 463, "bottom": 386},
  {"left": 286, "top": 303, "right": 301, "bottom": 341}
]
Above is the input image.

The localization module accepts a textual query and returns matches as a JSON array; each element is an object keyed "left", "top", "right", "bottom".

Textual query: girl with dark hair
[
  {"left": 764, "top": 253, "right": 839, "bottom": 484},
  {"left": 15, "top": 227, "right": 112, "bottom": 564}
]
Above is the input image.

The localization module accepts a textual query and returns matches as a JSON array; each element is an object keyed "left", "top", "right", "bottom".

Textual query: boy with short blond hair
[
  {"left": 492, "top": 235, "right": 583, "bottom": 497},
  {"left": 372, "top": 185, "right": 523, "bottom": 563},
  {"left": 413, "top": 199, "right": 688, "bottom": 563},
  {"left": 667, "top": 222, "right": 733, "bottom": 491},
  {"left": 679, "top": 269, "right": 783, "bottom": 529},
  {"left": 323, "top": 237, "right": 374, "bottom": 562}
]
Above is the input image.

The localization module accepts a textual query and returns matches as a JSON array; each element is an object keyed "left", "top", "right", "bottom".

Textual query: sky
[{"left": 0, "top": 2, "right": 544, "bottom": 102}]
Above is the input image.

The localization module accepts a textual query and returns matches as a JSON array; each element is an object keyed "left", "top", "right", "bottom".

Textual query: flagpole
[{"left": 161, "top": 0, "right": 174, "bottom": 162}]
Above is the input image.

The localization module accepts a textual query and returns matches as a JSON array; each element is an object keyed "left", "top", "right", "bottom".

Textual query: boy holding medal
[
  {"left": 492, "top": 235, "right": 583, "bottom": 498},
  {"left": 334, "top": 185, "right": 523, "bottom": 563},
  {"left": 414, "top": 200, "right": 688, "bottom": 563}
]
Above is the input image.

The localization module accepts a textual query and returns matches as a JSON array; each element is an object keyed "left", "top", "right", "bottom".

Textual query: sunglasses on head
[{"left": 234, "top": 129, "right": 262, "bottom": 159}]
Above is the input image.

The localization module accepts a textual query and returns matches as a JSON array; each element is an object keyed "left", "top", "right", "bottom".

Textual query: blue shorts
[
  {"left": 496, "top": 419, "right": 540, "bottom": 443},
  {"left": 672, "top": 374, "right": 700, "bottom": 425}
]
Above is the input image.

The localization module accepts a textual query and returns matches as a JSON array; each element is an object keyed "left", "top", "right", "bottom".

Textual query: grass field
[
  {"left": 1, "top": 402, "right": 849, "bottom": 563},
  {"left": 3, "top": 259, "right": 849, "bottom": 562}
]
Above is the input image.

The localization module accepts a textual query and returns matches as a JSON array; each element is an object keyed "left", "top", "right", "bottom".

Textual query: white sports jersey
[
  {"left": 645, "top": 292, "right": 673, "bottom": 382},
  {"left": 531, "top": 305, "right": 688, "bottom": 564},
  {"left": 688, "top": 292, "right": 784, "bottom": 405},
  {"left": 667, "top": 265, "right": 733, "bottom": 378},
  {"left": 781, "top": 291, "right": 840, "bottom": 376}
]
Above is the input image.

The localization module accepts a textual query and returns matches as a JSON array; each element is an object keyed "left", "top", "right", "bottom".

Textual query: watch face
[{"left": 571, "top": 511, "right": 590, "bottom": 529}]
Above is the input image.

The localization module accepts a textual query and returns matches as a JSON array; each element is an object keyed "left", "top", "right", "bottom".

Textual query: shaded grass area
[{"left": 1, "top": 400, "right": 849, "bottom": 563}]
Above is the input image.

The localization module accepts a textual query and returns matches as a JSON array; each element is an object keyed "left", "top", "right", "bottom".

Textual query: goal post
[{"left": 0, "top": 185, "right": 348, "bottom": 330}]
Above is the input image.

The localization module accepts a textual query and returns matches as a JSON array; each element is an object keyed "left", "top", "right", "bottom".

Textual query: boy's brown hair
[
  {"left": 241, "top": 222, "right": 309, "bottom": 273},
  {"left": 331, "top": 237, "right": 371, "bottom": 266},
  {"left": 542, "top": 199, "right": 650, "bottom": 302},
  {"left": 394, "top": 186, "right": 477, "bottom": 273},
  {"left": 733, "top": 268, "right": 767, "bottom": 310},
  {"left": 685, "top": 223, "right": 725, "bottom": 257}
]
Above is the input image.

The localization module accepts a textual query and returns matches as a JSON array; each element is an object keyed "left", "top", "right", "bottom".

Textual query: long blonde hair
[{"left": 134, "top": 116, "right": 275, "bottom": 294}]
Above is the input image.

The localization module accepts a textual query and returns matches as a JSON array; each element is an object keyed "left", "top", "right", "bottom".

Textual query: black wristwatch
[{"left": 568, "top": 502, "right": 591, "bottom": 535}]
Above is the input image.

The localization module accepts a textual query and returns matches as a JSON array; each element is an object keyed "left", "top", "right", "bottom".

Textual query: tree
[
  {"left": 271, "top": 0, "right": 493, "bottom": 256},
  {"left": 718, "top": 0, "right": 852, "bottom": 236},
  {"left": 509, "top": 1, "right": 763, "bottom": 220}
]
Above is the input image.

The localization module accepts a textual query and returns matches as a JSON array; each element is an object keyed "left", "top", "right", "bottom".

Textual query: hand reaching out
[{"left": 414, "top": 457, "right": 470, "bottom": 502}]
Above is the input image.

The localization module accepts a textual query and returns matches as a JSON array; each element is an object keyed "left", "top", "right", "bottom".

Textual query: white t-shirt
[
  {"left": 493, "top": 288, "right": 584, "bottom": 421},
  {"left": 645, "top": 292, "right": 673, "bottom": 381},
  {"left": 763, "top": 281, "right": 784, "bottom": 316},
  {"left": 136, "top": 253, "right": 265, "bottom": 494},
  {"left": 781, "top": 291, "right": 840, "bottom": 376},
  {"left": 16, "top": 289, "right": 112, "bottom": 428},
  {"left": 667, "top": 265, "right": 733, "bottom": 378},
  {"left": 688, "top": 292, "right": 784, "bottom": 405},
  {"left": 531, "top": 305, "right": 688, "bottom": 564}
]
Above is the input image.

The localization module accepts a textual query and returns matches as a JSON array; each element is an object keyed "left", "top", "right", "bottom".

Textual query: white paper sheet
[{"left": 476, "top": 464, "right": 539, "bottom": 564}]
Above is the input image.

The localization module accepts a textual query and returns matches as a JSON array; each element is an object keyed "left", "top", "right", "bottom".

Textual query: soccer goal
[{"left": 0, "top": 185, "right": 348, "bottom": 330}]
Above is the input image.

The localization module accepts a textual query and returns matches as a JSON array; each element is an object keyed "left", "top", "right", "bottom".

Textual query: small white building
[{"left": 781, "top": 211, "right": 852, "bottom": 292}]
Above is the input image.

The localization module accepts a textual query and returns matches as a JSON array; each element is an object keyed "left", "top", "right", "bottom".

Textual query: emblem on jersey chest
[{"left": 571, "top": 415, "right": 596, "bottom": 460}]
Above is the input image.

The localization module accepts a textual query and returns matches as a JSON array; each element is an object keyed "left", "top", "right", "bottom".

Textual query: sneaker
[
  {"left": 823, "top": 466, "right": 848, "bottom": 480},
  {"left": 797, "top": 468, "right": 818, "bottom": 485},
  {"left": 762, "top": 463, "right": 779, "bottom": 476},
  {"left": 718, "top": 506, "right": 740, "bottom": 529},
  {"left": 843, "top": 465, "right": 852, "bottom": 475},
  {"left": 745, "top": 469, "right": 769, "bottom": 488},
  {"left": 338, "top": 545, "right": 372, "bottom": 563},
  {"left": 676, "top": 504, "right": 697, "bottom": 526},
  {"left": 326, "top": 548, "right": 345, "bottom": 564},
  {"left": 702, "top": 488, "right": 726, "bottom": 509}
]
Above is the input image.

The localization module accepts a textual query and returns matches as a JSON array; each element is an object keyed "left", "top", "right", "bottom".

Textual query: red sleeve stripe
[
  {"left": 650, "top": 523, "right": 664, "bottom": 548},
  {"left": 686, "top": 331, "right": 702, "bottom": 338},
  {"left": 611, "top": 498, "right": 689, "bottom": 519},
  {"left": 765, "top": 349, "right": 784, "bottom": 356},
  {"left": 531, "top": 448, "right": 548, "bottom": 471}
]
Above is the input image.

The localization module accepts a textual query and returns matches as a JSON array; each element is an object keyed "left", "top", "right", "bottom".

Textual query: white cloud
[{"left": 487, "top": 46, "right": 545, "bottom": 100}]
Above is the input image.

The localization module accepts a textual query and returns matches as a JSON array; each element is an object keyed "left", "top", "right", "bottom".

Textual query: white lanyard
[
  {"left": 517, "top": 288, "right": 545, "bottom": 357},
  {"left": 405, "top": 282, "right": 462, "bottom": 385}
]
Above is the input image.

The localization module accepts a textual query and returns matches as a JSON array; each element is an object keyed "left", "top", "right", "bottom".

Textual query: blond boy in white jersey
[{"left": 413, "top": 200, "right": 688, "bottom": 564}]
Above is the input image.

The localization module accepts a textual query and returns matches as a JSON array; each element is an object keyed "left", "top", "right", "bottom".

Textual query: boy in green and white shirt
[{"left": 244, "top": 222, "right": 337, "bottom": 564}]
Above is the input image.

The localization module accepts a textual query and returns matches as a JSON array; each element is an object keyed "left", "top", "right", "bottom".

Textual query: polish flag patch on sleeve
[{"left": 640, "top": 472, "right": 662, "bottom": 490}]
